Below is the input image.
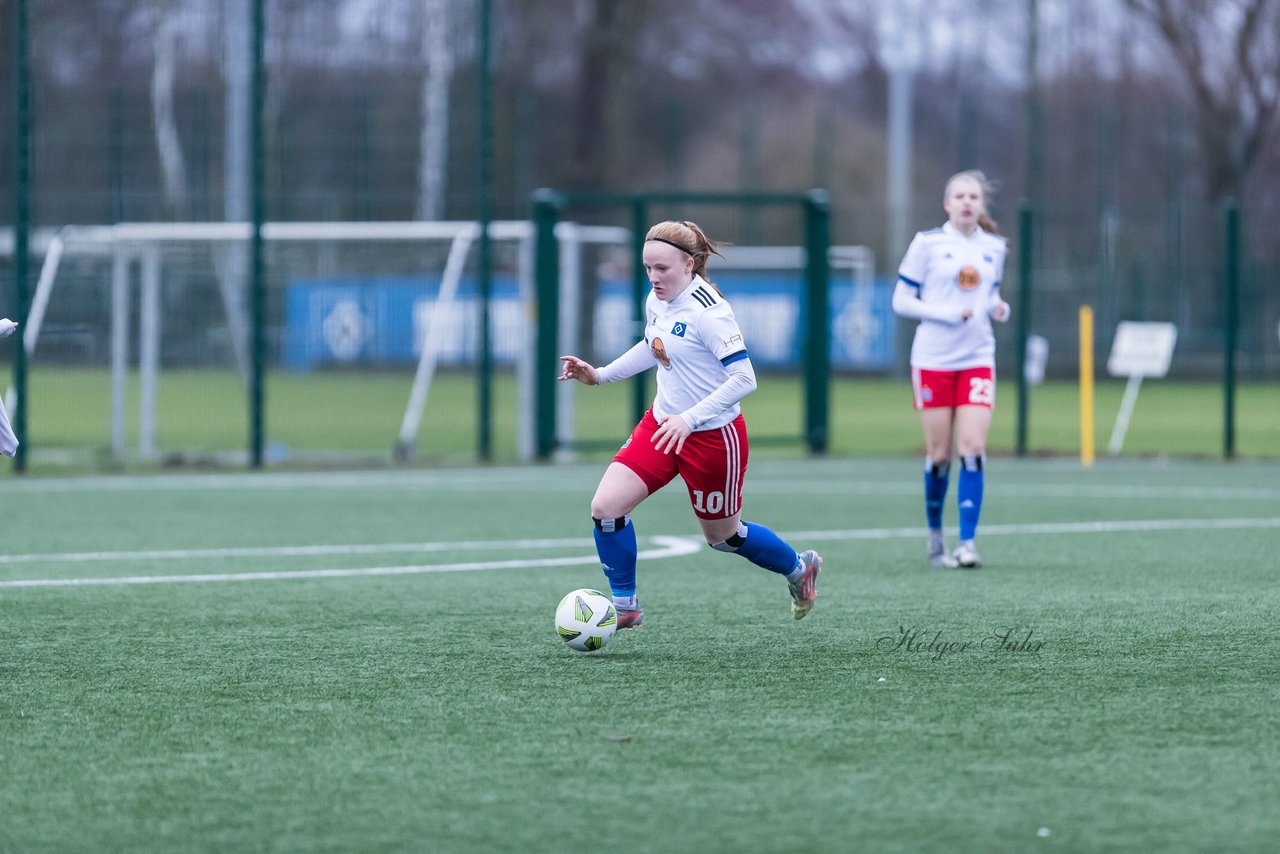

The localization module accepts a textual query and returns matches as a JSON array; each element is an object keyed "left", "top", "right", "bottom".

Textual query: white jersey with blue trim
[
  {"left": 644, "top": 275, "right": 749, "bottom": 431},
  {"left": 898, "top": 221, "right": 1008, "bottom": 370}
]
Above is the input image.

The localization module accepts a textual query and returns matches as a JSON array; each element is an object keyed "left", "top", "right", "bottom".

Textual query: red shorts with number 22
[{"left": 912, "top": 366, "right": 995, "bottom": 410}]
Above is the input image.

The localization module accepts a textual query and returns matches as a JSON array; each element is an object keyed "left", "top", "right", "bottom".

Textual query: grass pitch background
[
  {"left": 2, "top": 458, "right": 1278, "bottom": 852},
  {"left": 17, "top": 368, "right": 1280, "bottom": 468}
]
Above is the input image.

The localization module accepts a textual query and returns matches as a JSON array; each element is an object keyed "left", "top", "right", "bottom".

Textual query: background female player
[
  {"left": 0, "top": 318, "right": 19, "bottom": 457},
  {"left": 892, "top": 171, "right": 1010, "bottom": 568},
  {"left": 558, "top": 220, "right": 822, "bottom": 627}
]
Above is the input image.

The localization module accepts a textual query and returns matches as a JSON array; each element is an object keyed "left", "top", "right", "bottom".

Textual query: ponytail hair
[
  {"left": 644, "top": 220, "right": 729, "bottom": 291},
  {"left": 946, "top": 170, "right": 1000, "bottom": 235}
]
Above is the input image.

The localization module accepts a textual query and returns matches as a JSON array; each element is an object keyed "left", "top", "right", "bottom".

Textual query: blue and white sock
[
  {"left": 924, "top": 457, "right": 950, "bottom": 534},
  {"left": 714, "top": 521, "right": 801, "bottom": 580},
  {"left": 957, "top": 455, "right": 985, "bottom": 542},
  {"left": 593, "top": 515, "right": 637, "bottom": 604}
]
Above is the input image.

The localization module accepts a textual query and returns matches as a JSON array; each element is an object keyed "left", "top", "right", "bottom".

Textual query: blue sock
[
  {"left": 957, "top": 455, "right": 985, "bottom": 541},
  {"left": 593, "top": 515, "right": 637, "bottom": 600},
  {"left": 715, "top": 521, "right": 798, "bottom": 576},
  {"left": 924, "top": 458, "right": 950, "bottom": 531}
]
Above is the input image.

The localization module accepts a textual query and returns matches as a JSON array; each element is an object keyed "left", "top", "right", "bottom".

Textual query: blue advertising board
[{"left": 284, "top": 274, "right": 894, "bottom": 371}]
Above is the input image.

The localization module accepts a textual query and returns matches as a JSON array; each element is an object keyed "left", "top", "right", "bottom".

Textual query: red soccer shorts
[
  {"left": 912, "top": 366, "right": 995, "bottom": 410},
  {"left": 613, "top": 409, "right": 748, "bottom": 520}
]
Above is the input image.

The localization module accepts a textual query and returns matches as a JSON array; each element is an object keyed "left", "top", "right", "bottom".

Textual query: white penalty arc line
[{"left": 1, "top": 517, "right": 1276, "bottom": 590}]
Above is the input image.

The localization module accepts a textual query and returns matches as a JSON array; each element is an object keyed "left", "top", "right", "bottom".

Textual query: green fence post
[
  {"left": 248, "top": 0, "right": 266, "bottom": 468},
  {"left": 803, "top": 190, "right": 830, "bottom": 454},
  {"left": 11, "top": 0, "right": 30, "bottom": 473},
  {"left": 1223, "top": 201, "right": 1239, "bottom": 459},
  {"left": 630, "top": 198, "right": 649, "bottom": 427},
  {"left": 475, "top": 0, "right": 493, "bottom": 461},
  {"left": 1016, "top": 203, "right": 1032, "bottom": 457},
  {"left": 533, "top": 190, "right": 561, "bottom": 459}
]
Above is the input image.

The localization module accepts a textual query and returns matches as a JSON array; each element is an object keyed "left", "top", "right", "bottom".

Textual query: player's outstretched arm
[{"left": 558, "top": 355, "right": 600, "bottom": 386}]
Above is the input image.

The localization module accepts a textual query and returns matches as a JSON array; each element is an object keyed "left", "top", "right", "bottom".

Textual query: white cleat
[
  {"left": 929, "top": 551, "right": 959, "bottom": 568},
  {"left": 928, "top": 541, "right": 958, "bottom": 568},
  {"left": 952, "top": 542, "right": 982, "bottom": 569}
]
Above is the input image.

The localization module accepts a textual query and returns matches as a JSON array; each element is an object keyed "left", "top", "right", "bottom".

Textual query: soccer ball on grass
[{"left": 554, "top": 588, "right": 617, "bottom": 652}]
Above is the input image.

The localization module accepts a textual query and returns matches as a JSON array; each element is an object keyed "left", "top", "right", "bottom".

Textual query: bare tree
[
  {"left": 1123, "top": 0, "right": 1280, "bottom": 200},
  {"left": 151, "top": 7, "right": 194, "bottom": 220}
]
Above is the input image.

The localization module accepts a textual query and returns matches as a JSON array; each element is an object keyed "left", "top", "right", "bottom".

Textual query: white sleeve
[
  {"left": 892, "top": 280, "right": 967, "bottom": 324},
  {"left": 897, "top": 233, "right": 929, "bottom": 287},
  {"left": 678, "top": 357, "right": 757, "bottom": 431},
  {"left": 988, "top": 292, "right": 1011, "bottom": 323},
  {"left": 596, "top": 340, "right": 655, "bottom": 384},
  {"left": 0, "top": 392, "right": 17, "bottom": 457},
  {"left": 987, "top": 249, "right": 1010, "bottom": 322}
]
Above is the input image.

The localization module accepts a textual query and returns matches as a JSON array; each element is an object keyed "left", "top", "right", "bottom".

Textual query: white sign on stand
[{"left": 1106, "top": 321, "right": 1177, "bottom": 454}]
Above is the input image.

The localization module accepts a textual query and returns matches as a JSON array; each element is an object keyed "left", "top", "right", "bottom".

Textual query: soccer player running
[
  {"left": 558, "top": 220, "right": 822, "bottom": 628},
  {"left": 892, "top": 171, "right": 1010, "bottom": 569}
]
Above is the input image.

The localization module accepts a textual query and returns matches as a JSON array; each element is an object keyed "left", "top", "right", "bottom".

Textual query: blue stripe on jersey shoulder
[
  {"left": 721, "top": 350, "right": 748, "bottom": 366},
  {"left": 920, "top": 226, "right": 945, "bottom": 235},
  {"left": 898, "top": 274, "right": 923, "bottom": 289}
]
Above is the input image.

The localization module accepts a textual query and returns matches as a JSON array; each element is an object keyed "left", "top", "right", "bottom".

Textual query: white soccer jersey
[
  {"left": 643, "top": 276, "right": 750, "bottom": 432},
  {"left": 897, "top": 222, "right": 1008, "bottom": 370}
]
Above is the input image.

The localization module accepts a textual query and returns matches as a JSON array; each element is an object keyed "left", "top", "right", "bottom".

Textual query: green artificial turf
[{"left": 1, "top": 458, "right": 1277, "bottom": 851}]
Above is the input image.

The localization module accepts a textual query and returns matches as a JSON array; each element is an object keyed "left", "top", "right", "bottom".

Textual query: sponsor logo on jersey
[
  {"left": 957, "top": 266, "right": 980, "bottom": 289},
  {"left": 671, "top": 321, "right": 687, "bottom": 337},
  {"left": 650, "top": 337, "right": 672, "bottom": 369},
  {"left": 722, "top": 333, "right": 742, "bottom": 348}
]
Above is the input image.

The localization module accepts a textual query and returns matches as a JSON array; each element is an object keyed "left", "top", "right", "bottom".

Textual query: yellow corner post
[{"left": 1079, "top": 305, "right": 1095, "bottom": 466}]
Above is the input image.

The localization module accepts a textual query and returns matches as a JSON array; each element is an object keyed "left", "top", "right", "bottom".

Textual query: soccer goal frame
[
  {"left": 531, "top": 189, "right": 833, "bottom": 459},
  {"left": 17, "top": 220, "right": 633, "bottom": 465}
]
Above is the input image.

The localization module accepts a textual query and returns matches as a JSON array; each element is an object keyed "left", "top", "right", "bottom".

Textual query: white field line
[
  {"left": 784, "top": 516, "right": 1280, "bottom": 543},
  {"left": 0, "top": 536, "right": 700, "bottom": 588},
  {"left": 0, "top": 537, "right": 595, "bottom": 565},
  {"left": 1, "top": 517, "right": 1277, "bottom": 590}
]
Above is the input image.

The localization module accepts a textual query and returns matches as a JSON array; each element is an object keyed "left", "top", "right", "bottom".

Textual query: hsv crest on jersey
[{"left": 671, "top": 322, "right": 687, "bottom": 337}]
